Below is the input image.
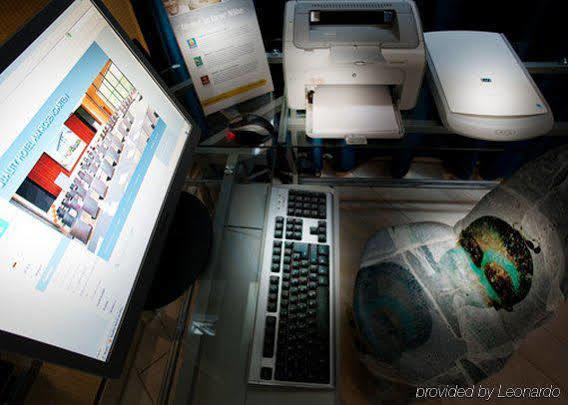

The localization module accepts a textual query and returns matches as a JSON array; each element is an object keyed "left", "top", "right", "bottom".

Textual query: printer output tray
[{"left": 306, "top": 85, "right": 404, "bottom": 140}]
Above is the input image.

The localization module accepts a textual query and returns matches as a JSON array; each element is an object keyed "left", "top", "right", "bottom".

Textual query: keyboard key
[
  {"left": 261, "top": 367, "right": 272, "bottom": 380},
  {"left": 309, "top": 245, "right": 318, "bottom": 263},
  {"left": 263, "top": 316, "right": 277, "bottom": 357}
]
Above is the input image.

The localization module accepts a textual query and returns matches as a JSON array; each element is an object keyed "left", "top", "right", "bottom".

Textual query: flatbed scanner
[
  {"left": 425, "top": 31, "right": 554, "bottom": 141},
  {"left": 284, "top": 0, "right": 425, "bottom": 141}
]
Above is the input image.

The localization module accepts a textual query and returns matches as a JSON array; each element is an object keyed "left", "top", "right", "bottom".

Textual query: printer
[
  {"left": 283, "top": 0, "right": 426, "bottom": 141},
  {"left": 425, "top": 31, "right": 554, "bottom": 141}
]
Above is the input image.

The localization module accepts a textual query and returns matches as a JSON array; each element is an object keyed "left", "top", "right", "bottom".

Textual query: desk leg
[{"left": 171, "top": 153, "right": 239, "bottom": 405}]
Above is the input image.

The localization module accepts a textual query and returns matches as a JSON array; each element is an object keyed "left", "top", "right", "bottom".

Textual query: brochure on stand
[{"left": 163, "top": 0, "right": 274, "bottom": 115}]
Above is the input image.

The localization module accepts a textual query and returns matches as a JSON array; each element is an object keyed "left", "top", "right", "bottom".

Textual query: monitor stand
[{"left": 144, "top": 192, "right": 213, "bottom": 310}]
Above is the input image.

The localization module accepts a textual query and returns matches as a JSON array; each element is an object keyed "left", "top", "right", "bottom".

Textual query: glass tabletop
[
  {"left": 196, "top": 88, "right": 567, "bottom": 155},
  {"left": 169, "top": 180, "right": 337, "bottom": 405},
  {"left": 169, "top": 179, "right": 266, "bottom": 405}
]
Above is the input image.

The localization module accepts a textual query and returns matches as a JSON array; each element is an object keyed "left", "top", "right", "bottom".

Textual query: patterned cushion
[{"left": 353, "top": 146, "right": 568, "bottom": 386}]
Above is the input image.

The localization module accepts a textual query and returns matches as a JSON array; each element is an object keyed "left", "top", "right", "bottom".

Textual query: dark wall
[
  {"left": 131, "top": 1, "right": 567, "bottom": 74},
  {"left": 254, "top": 0, "right": 568, "bottom": 61}
]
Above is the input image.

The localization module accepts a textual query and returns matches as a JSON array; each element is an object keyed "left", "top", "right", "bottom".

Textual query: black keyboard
[{"left": 249, "top": 187, "right": 335, "bottom": 387}]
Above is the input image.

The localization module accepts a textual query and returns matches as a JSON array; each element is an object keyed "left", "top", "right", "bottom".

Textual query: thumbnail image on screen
[{"left": 10, "top": 46, "right": 165, "bottom": 260}]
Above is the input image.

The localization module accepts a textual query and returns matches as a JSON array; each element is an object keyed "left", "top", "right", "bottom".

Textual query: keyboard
[{"left": 248, "top": 186, "right": 337, "bottom": 388}]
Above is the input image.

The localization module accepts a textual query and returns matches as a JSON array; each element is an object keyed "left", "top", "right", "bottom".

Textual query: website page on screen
[{"left": 0, "top": 0, "right": 191, "bottom": 361}]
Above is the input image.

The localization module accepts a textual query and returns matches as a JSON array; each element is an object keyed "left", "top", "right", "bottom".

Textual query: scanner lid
[{"left": 425, "top": 31, "right": 548, "bottom": 117}]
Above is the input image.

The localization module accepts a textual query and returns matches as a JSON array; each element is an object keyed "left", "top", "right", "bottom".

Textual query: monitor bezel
[{"left": 0, "top": 0, "right": 200, "bottom": 377}]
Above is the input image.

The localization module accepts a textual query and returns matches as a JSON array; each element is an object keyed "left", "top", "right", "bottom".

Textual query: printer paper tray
[{"left": 306, "top": 85, "right": 404, "bottom": 140}]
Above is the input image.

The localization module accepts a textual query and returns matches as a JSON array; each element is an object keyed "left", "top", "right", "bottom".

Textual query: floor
[
  {"left": 336, "top": 184, "right": 568, "bottom": 405},
  {"left": 114, "top": 295, "right": 185, "bottom": 405}
]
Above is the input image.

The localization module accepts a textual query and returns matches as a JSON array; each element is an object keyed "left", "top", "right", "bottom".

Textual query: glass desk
[
  {"left": 166, "top": 178, "right": 336, "bottom": 405},
  {"left": 145, "top": 84, "right": 568, "bottom": 404}
]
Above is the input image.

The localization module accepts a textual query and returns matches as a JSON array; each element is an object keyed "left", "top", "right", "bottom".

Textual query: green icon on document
[{"left": 193, "top": 56, "right": 204, "bottom": 67}]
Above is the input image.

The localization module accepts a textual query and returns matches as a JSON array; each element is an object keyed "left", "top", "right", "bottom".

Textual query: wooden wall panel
[{"left": 0, "top": 0, "right": 148, "bottom": 52}]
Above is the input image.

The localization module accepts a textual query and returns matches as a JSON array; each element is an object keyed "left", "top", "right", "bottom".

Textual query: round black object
[
  {"left": 144, "top": 192, "right": 212, "bottom": 310},
  {"left": 231, "top": 130, "right": 271, "bottom": 146}
]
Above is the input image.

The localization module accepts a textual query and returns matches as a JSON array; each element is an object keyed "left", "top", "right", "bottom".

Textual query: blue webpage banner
[
  {"left": 97, "top": 119, "right": 167, "bottom": 261},
  {"left": 0, "top": 43, "right": 109, "bottom": 200},
  {"left": 0, "top": 218, "right": 8, "bottom": 238}
]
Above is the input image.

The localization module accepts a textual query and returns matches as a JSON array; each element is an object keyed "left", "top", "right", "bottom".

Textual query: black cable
[{"left": 92, "top": 377, "right": 107, "bottom": 405}]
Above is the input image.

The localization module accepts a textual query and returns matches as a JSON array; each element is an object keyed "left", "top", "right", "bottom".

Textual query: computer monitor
[{"left": 0, "top": 0, "right": 199, "bottom": 376}]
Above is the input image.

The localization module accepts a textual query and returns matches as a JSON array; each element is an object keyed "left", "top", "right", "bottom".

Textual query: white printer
[
  {"left": 284, "top": 0, "right": 425, "bottom": 141},
  {"left": 425, "top": 31, "right": 554, "bottom": 141}
]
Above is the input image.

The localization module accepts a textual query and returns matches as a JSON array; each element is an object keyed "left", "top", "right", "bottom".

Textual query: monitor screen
[{"left": 0, "top": 0, "right": 193, "bottom": 363}]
